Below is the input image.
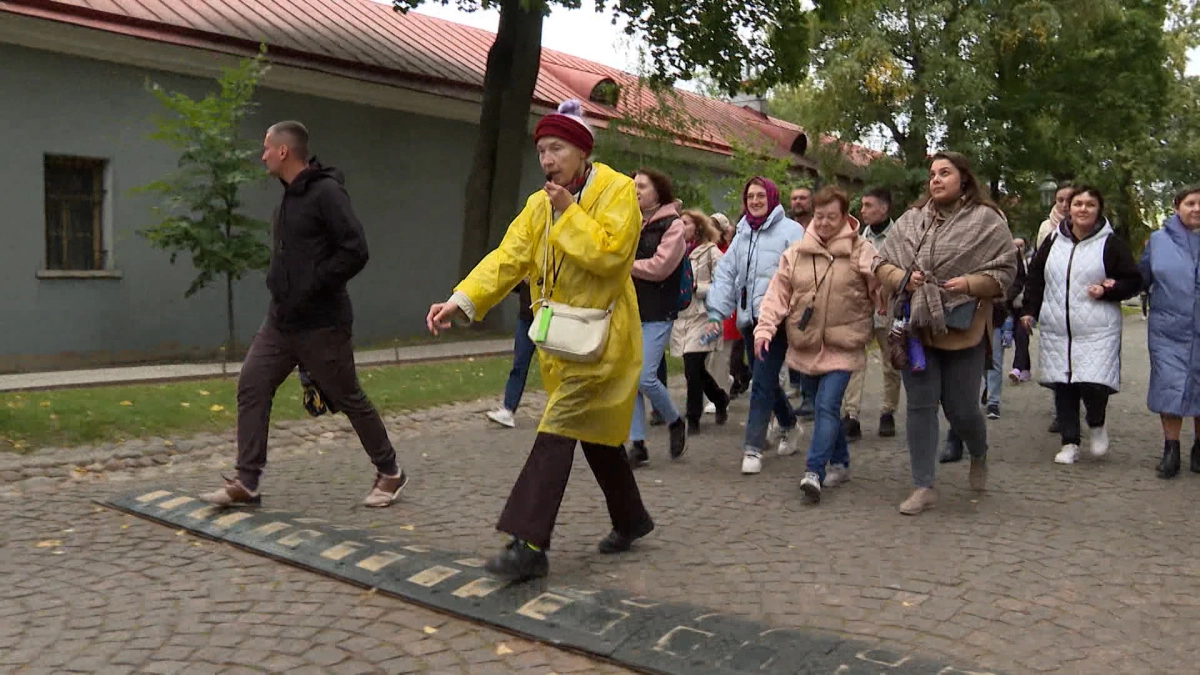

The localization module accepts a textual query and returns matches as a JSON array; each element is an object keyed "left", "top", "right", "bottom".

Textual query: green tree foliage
[
  {"left": 591, "top": 79, "right": 716, "bottom": 213},
  {"left": 391, "top": 0, "right": 842, "bottom": 285},
  {"left": 721, "top": 141, "right": 795, "bottom": 212},
  {"left": 136, "top": 46, "right": 271, "bottom": 356},
  {"left": 770, "top": 0, "right": 1187, "bottom": 248}
]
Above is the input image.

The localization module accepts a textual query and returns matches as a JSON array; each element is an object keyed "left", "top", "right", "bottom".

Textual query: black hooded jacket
[{"left": 265, "top": 160, "right": 369, "bottom": 331}]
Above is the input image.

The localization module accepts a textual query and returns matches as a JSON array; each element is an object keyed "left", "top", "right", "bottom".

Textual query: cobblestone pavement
[{"left": 5, "top": 322, "right": 1198, "bottom": 673}]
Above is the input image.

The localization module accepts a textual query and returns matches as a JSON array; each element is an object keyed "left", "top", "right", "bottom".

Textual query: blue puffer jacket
[
  {"left": 1141, "top": 214, "right": 1200, "bottom": 417},
  {"left": 706, "top": 204, "right": 805, "bottom": 329}
]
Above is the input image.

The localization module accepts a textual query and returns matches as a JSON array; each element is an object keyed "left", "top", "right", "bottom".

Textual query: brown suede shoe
[
  {"left": 363, "top": 470, "right": 409, "bottom": 508},
  {"left": 899, "top": 487, "right": 936, "bottom": 516},
  {"left": 198, "top": 476, "right": 261, "bottom": 507}
]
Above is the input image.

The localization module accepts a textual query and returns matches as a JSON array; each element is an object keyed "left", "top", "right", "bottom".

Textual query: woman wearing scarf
[
  {"left": 874, "top": 152, "right": 1018, "bottom": 515},
  {"left": 1020, "top": 186, "right": 1141, "bottom": 467},
  {"left": 671, "top": 210, "right": 730, "bottom": 433},
  {"left": 1141, "top": 185, "right": 1200, "bottom": 478},
  {"left": 706, "top": 177, "right": 805, "bottom": 475},
  {"left": 754, "top": 187, "right": 881, "bottom": 503},
  {"left": 426, "top": 100, "right": 653, "bottom": 581}
]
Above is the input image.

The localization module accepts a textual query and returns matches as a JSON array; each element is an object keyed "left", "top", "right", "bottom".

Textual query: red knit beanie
[{"left": 533, "top": 99, "right": 594, "bottom": 156}]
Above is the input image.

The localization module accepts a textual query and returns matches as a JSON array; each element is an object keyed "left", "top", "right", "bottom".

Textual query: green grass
[
  {"left": 0, "top": 353, "right": 686, "bottom": 453},
  {"left": 0, "top": 356, "right": 542, "bottom": 453}
]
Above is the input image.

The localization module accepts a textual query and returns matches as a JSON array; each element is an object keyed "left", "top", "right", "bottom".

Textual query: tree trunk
[{"left": 458, "top": 0, "right": 545, "bottom": 298}]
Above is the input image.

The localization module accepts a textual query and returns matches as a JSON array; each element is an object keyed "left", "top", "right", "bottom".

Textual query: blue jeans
[
  {"left": 742, "top": 326, "right": 796, "bottom": 452},
  {"left": 796, "top": 370, "right": 852, "bottom": 482},
  {"left": 984, "top": 326, "right": 1006, "bottom": 407},
  {"left": 630, "top": 321, "right": 680, "bottom": 442},
  {"left": 503, "top": 318, "right": 536, "bottom": 412}
]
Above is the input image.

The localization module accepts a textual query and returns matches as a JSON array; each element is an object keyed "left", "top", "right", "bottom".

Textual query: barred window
[{"left": 44, "top": 155, "right": 107, "bottom": 271}]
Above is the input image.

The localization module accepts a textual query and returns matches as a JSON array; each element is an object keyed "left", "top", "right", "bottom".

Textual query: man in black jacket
[{"left": 201, "top": 121, "right": 407, "bottom": 508}]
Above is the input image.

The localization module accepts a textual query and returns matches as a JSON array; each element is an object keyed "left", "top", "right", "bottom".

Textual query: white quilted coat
[{"left": 1036, "top": 221, "right": 1123, "bottom": 391}]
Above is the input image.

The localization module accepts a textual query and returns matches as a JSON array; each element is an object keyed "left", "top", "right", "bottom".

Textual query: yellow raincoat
[{"left": 454, "top": 162, "right": 642, "bottom": 447}]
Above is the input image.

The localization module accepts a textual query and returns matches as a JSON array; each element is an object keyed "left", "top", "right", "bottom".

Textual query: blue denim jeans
[
  {"left": 796, "top": 370, "right": 852, "bottom": 482},
  {"left": 742, "top": 325, "right": 796, "bottom": 452},
  {"left": 630, "top": 321, "right": 680, "bottom": 442},
  {"left": 984, "top": 326, "right": 1006, "bottom": 407},
  {"left": 503, "top": 318, "right": 536, "bottom": 412}
]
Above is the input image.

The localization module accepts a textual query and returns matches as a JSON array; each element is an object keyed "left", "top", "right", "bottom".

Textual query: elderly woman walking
[
  {"left": 671, "top": 210, "right": 729, "bottom": 433},
  {"left": 874, "top": 152, "right": 1018, "bottom": 515},
  {"left": 1141, "top": 185, "right": 1200, "bottom": 478},
  {"left": 426, "top": 100, "right": 653, "bottom": 581},
  {"left": 754, "top": 187, "right": 880, "bottom": 503},
  {"left": 706, "top": 177, "right": 805, "bottom": 475},
  {"left": 1020, "top": 186, "right": 1142, "bottom": 466}
]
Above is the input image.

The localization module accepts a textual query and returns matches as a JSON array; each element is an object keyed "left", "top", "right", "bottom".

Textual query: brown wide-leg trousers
[
  {"left": 496, "top": 432, "right": 652, "bottom": 550},
  {"left": 234, "top": 321, "right": 398, "bottom": 490}
]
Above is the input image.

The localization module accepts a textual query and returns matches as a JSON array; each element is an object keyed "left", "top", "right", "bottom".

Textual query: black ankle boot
[
  {"left": 485, "top": 539, "right": 549, "bottom": 582},
  {"left": 715, "top": 391, "right": 730, "bottom": 426},
  {"left": 668, "top": 419, "right": 687, "bottom": 459},
  {"left": 1158, "top": 440, "right": 1181, "bottom": 479},
  {"left": 627, "top": 441, "right": 649, "bottom": 468},
  {"left": 1191, "top": 440, "right": 1200, "bottom": 474},
  {"left": 687, "top": 417, "right": 700, "bottom": 435}
]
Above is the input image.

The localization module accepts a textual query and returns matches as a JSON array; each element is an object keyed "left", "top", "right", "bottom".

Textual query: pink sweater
[{"left": 631, "top": 203, "right": 686, "bottom": 282}]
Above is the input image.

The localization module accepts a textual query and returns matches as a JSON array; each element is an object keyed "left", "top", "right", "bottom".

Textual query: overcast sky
[{"left": 411, "top": 1, "right": 1200, "bottom": 81}]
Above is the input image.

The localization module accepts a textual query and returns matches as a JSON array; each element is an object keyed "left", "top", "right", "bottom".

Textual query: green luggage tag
[{"left": 531, "top": 305, "right": 553, "bottom": 343}]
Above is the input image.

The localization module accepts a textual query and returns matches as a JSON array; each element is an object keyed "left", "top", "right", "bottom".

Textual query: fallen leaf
[
  {"left": 49, "top": 414, "right": 58, "bottom": 420},
  {"left": 35, "top": 540, "right": 62, "bottom": 548},
  {"left": 120, "top": 524, "right": 130, "bottom": 530},
  {"left": 38, "top": 401, "right": 50, "bottom": 408},
  {"left": 180, "top": 402, "right": 191, "bottom": 408},
  {"left": 495, "top": 643, "right": 513, "bottom": 656},
  {"left": 52, "top": 550, "right": 65, "bottom": 555},
  {"left": 119, "top": 400, "right": 133, "bottom": 407},
  {"left": 209, "top": 404, "right": 225, "bottom": 412},
  {"left": 198, "top": 390, "right": 211, "bottom": 396},
  {"left": 61, "top": 528, "right": 74, "bottom": 534},
  {"left": 175, "top": 530, "right": 185, "bottom": 536},
  {"left": 423, "top": 626, "right": 438, "bottom": 634},
  {"left": 398, "top": 524, "right": 415, "bottom": 531}
]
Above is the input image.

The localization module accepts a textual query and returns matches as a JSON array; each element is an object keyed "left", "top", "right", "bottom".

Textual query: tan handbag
[{"left": 527, "top": 203, "right": 614, "bottom": 363}]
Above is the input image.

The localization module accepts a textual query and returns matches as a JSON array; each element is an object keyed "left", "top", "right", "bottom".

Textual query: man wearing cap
[{"left": 426, "top": 100, "right": 653, "bottom": 582}]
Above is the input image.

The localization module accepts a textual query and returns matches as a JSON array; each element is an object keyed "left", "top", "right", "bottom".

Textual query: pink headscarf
[{"left": 742, "top": 177, "right": 781, "bottom": 230}]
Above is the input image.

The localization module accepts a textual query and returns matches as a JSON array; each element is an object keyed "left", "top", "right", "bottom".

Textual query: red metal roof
[{"left": 0, "top": 0, "right": 878, "bottom": 168}]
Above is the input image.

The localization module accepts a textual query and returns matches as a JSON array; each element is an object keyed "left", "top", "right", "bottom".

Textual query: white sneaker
[
  {"left": 741, "top": 451, "right": 763, "bottom": 474},
  {"left": 767, "top": 419, "right": 781, "bottom": 444},
  {"left": 776, "top": 426, "right": 799, "bottom": 457},
  {"left": 486, "top": 408, "right": 516, "bottom": 428},
  {"left": 823, "top": 464, "right": 850, "bottom": 487},
  {"left": 704, "top": 401, "right": 717, "bottom": 415},
  {"left": 1054, "top": 444, "right": 1081, "bottom": 465},
  {"left": 800, "top": 472, "right": 822, "bottom": 502},
  {"left": 1088, "top": 425, "right": 1109, "bottom": 457}
]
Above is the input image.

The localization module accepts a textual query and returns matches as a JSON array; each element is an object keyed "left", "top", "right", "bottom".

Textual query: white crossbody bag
[{"left": 527, "top": 201, "right": 615, "bottom": 363}]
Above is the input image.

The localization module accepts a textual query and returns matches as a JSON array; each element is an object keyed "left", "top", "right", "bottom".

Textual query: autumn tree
[
  {"left": 391, "top": 0, "right": 842, "bottom": 281},
  {"left": 770, "top": 0, "right": 1178, "bottom": 244}
]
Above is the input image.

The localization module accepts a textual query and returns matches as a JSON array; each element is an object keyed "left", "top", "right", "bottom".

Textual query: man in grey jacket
[{"left": 840, "top": 187, "right": 901, "bottom": 440}]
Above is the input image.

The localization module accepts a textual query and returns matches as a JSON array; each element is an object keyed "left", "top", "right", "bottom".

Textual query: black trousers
[
  {"left": 1053, "top": 383, "right": 1110, "bottom": 446},
  {"left": 496, "top": 432, "right": 652, "bottom": 550},
  {"left": 683, "top": 352, "right": 726, "bottom": 421},
  {"left": 1012, "top": 321, "right": 1031, "bottom": 372},
  {"left": 728, "top": 337, "right": 751, "bottom": 389},
  {"left": 235, "top": 321, "right": 398, "bottom": 491}
]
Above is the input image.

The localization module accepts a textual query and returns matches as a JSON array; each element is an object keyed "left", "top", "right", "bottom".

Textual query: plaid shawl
[{"left": 875, "top": 201, "right": 1017, "bottom": 335}]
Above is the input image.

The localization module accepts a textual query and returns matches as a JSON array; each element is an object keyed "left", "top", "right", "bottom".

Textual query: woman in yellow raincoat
[{"left": 426, "top": 99, "right": 653, "bottom": 582}]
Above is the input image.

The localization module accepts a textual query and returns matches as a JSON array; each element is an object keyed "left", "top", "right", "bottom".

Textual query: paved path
[
  {"left": 0, "top": 338, "right": 513, "bottom": 392},
  {"left": 3, "top": 320, "right": 1196, "bottom": 673}
]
